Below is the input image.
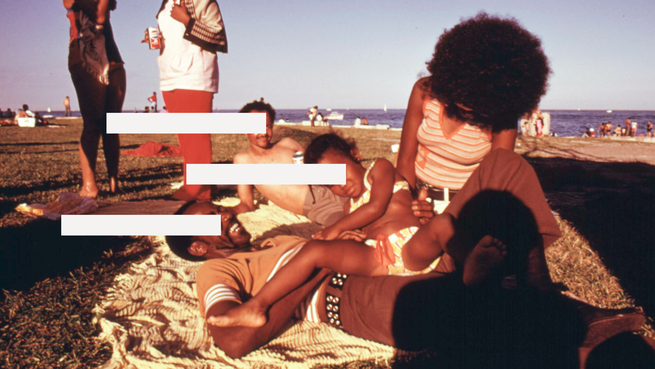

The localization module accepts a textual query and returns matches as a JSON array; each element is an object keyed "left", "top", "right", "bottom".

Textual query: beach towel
[
  {"left": 97, "top": 198, "right": 412, "bottom": 368},
  {"left": 15, "top": 192, "right": 98, "bottom": 220},
  {"left": 121, "top": 141, "right": 183, "bottom": 157}
]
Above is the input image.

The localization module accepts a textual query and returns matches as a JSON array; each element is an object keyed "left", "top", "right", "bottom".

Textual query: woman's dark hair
[
  {"left": 303, "top": 133, "right": 359, "bottom": 164},
  {"left": 426, "top": 12, "right": 551, "bottom": 131},
  {"left": 165, "top": 201, "right": 206, "bottom": 262},
  {"left": 239, "top": 99, "right": 276, "bottom": 122}
]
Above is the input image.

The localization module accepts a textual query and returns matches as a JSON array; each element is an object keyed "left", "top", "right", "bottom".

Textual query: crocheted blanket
[{"left": 97, "top": 199, "right": 412, "bottom": 368}]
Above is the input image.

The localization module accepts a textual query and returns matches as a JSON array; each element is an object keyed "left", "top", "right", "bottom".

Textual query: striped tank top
[{"left": 415, "top": 98, "right": 492, "bottom": 190}]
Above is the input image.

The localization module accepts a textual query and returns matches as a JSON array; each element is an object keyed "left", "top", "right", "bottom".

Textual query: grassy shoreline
[{"left": 1, "top": 118, "right": 654, "bottom": 367}]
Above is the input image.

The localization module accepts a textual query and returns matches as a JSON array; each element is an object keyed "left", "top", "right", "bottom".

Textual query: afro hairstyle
[{"left": 426, "top": 12, "right": 551, "bottom": 131}]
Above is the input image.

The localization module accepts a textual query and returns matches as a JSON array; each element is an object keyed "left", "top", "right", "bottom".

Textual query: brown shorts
[{"left": 302, "top": 185, "right": 348, "bottom": 226}]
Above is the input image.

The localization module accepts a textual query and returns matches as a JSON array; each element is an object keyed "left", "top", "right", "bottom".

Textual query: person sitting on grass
[
  {"left": 166, "top": 148, "right": 646, "bottom": 365},
  {"left": 209, "top": 133, "right": 448, "bottom": 328},
  {"left": 231, "top": 100, "right": 346, "bottom": 226}
]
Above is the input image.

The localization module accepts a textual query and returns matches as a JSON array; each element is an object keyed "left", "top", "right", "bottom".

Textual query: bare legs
[
  {"left": 208, "top": 239, "right": 388, "bottom": 328},
  {"left": 71, "top": 62, "right": 126, "bottom": 198},
  {"left": 162, "top": 90, "right": 213, "bottom": 201}
]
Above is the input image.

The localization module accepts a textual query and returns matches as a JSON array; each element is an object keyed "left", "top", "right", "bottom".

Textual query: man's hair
[
  {"left": 304, "top": 133, "right": 360, "bottom": 164},
  {"left": 22, "top": 104, "right": 29, "bottom": 111},
  {"left": 426, "top": 12, "right": 550, "bottom": 132},
  {"left": 165, "top": 201, "right": 206, "bottom": 262},
  {"left": 239, "top": 99, "right": 276, "bottom": 122}
]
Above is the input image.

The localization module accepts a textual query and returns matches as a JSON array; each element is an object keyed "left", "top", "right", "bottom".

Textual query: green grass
[{"left": 0, "top": 119, "right": 652, "bottom": 368}]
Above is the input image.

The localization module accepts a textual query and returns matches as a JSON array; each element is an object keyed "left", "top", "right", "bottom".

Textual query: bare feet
[
  {"left": 206, "top": 301, "right": 268, "bottom": 328},
  {"left": 109, "top": 177, "right": 123, "bottom": 194},
  {"left": 463, "top": 235, "right": 507, "bottom": 286},
  {"left": 79, "top": 183, "right": 99, "bottom": 198}
]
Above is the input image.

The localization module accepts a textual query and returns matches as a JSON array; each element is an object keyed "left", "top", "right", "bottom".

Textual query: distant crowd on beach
[
  {"left": 519, "top": 109, "right": 552, "bottom": 137},
  {"left": 0, "top": 104, "right": 50, "bottom": 127},
  {"left": 584, "top": 118, "right": 653, "bottom": 138}
]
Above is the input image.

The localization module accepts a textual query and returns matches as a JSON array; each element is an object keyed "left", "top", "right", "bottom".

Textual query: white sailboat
[{"left": 383, "top": 104, "right": 387, "bottom": 112}]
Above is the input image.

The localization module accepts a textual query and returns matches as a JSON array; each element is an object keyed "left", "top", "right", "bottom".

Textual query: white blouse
[{"left": 157, "top": 0, "right": 219, "bottom": 93}]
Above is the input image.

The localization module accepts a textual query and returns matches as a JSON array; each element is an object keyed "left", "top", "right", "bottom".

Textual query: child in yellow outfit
[{"left": 209, "top": 133, "right": 440, "bottom": 328}]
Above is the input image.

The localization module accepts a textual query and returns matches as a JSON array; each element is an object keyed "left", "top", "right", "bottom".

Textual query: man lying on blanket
[{"left": 166, "top": 150, "right": 645, "bottom": 366}]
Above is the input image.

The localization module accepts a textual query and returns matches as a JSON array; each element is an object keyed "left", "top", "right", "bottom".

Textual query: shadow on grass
[
  {"left": 527, "top": 156, "right": 655, "bottom": 319},
  {"left": 0, "top": 218, "right": 139, "bottom": 292},
  {"left": 0, "top": 179, "right": 81, "bottom": 200},
  {"left": 0, "top": 141, "right": 79, "bottom": 147}
]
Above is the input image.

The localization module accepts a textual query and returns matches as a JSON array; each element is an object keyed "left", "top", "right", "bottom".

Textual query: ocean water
[{"left": 37, "top": 109, "right": 655, "bottom": 138}]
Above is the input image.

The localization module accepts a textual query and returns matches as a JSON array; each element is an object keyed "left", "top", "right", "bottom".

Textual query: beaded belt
[{"left": 325, "top": 273, "right": 348, "bottom": 328}]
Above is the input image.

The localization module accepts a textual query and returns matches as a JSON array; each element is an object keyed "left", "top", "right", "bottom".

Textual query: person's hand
[
  {"left": 412, "top": 188, "right": 435, "bottom": 225},
  {"left": 312, "top": 225, "right": 342, "bottom": 241},
  {"left": 63, "top": 0, "right": 75, "bottom": 10},
  {"left": 171, "top": 2, "right": 191, "bottom": 27},
  {"left": 140, "top": 29, "right": 149, "bottom": 43},
  {"left": 335, "top": 229, "right": 367, "bottom": 242}
]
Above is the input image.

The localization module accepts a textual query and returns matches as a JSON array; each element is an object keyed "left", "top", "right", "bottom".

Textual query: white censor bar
[
  {"left": 61, "top": 215, "right": 222, "bottom": 236},
  {"left": 186, "top": 164, "right": 346, "bottom": 185},
  {"left": 106, "top": 113, "right": 266, "bottom": 134}
]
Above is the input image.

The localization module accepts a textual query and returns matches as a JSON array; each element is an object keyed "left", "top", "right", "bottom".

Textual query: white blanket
[{"left": 97, "top": 199, "right": 414, "bottom": 368}]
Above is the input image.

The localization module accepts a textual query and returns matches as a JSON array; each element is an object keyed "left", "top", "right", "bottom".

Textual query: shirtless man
[
  {"left": 231, "top": 100, "right": 346, "bottom": 226},
  {"left": 63, "top": 96, "right": 71, "bottom": 117}
]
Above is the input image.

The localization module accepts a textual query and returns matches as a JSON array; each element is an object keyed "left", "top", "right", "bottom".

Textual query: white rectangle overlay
[
  {"left": 106, "top": 113, "right": 266, "bottom": 134},
  {"left": 61, "top": 215, "right": 222, "bottom": 236},
  {"left": 186, "top": 164, "right": 346, "bottom": 185}
]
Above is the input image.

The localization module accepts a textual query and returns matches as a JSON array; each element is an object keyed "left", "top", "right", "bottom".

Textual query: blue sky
[{"left": 0, "top": 0, "right": 653, "bottom": 111}]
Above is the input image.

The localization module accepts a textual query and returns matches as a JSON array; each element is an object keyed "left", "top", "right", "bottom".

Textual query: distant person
[
  {"left": 630, "top": 120, "right": 638, "bottom": 137},
  {"left": 155, "top": 0, "right": 228, "bottom": 201},
  {"left": 354, "top": 116, "right": 361, "bottom": 126},
  {"left": 5, "top": 108, "right": 14, "bottom": 119},
  {"left": 65, "top": 0, "right": 126, "bottom": 198},
  {"left": 307, "top": 106, "right": 318, "bottom": 126},
  {"left": 647, "top": 121, "right": 653, "bottom": 138},
  {"left": 606, "top": 121, "right": 612, "bottom": 137},
  {"left": 63, "top": 96, "right": 71, "bottom": 117},
  {"left": 231, "top": 100, "right": 346, "bottom": 226},
  {"left": 535, "top": 117, "right": 544, "bottom": 137},
  {"left": 614, "top": 124, "right": 622, "bottom": 137},
  {"left": 15, "top": 104, "right": 44, "bottom": 125},
  {"left": 621, "top": 125, "right": 627, "bottom": 136},
  {"left": 598, "top": 123, "right": 606, "bottom": 138},
  {"left": 144, "top": 106, "right": 150, "bottom": 113},
  {"left": 160, "top": 106, "right": 168, "bottom": 113},
  {"left": 0, "top": 108, "right": 3, "bottom": 119},
  {"left": 21, "top": 104, "right": 35, "bottom": 118},
  {"left": 519, "top": 114, "right": 530, "bottom": 135},
  {"left": 315, "top": 112, "right": 325, "bottom": 126},
  {"left": 362, "top": 117, "right": 369, "bottom": 125},
  {"left": 148, "top": 91, "right": 158, "bottom": 112}
]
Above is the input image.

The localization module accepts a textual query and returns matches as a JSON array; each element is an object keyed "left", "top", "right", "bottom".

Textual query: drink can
[
  {"left": 293, "top": 151, "right": 304, "bottom": 164},
  {"left": 147, "top": 27, "right": 160, "bottom": 50}
]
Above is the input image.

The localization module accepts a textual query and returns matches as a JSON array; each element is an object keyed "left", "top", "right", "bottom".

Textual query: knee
[
  {"left": 81, "top": 124, "right": 102, "bottom": 138},
  {"left": 302, "top": 240, "right": 333, "bottom": 262}
]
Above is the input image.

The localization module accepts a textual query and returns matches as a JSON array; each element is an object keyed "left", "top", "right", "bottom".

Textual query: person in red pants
[{"left": 156, "top": 0, "right": 228, "bottom": 201}]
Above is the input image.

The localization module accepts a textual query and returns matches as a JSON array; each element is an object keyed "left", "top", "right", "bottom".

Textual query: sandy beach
[{"left": 1, "top": 118, "right": 654, "bottom": 367}]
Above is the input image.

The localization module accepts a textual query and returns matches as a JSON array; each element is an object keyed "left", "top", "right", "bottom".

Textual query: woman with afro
[{"left": 397, "top": 12, "right": 550, "bottom": 216}]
